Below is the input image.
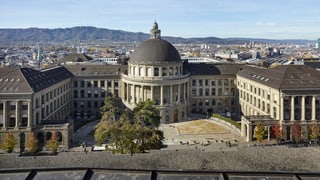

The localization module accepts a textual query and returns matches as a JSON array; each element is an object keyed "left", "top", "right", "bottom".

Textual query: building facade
[
  {"left": 238, "top": 65, "right": 320, "bottom": 141},
  {"left": 0, "top": 66, "right": 73, "bottom": 150}
]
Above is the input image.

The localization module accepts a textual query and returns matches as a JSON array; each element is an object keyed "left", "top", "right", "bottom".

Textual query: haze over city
[{"left": 1, "top": 0, "right": 320, "bottom": 40}]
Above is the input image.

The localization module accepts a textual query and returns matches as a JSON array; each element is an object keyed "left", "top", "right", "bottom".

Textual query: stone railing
[{"left": 209, "top": 117, "right": 241, "bottom": 134}]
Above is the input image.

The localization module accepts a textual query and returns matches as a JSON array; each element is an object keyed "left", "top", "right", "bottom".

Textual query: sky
[{"left": 1, "top": 0, "right": 320, "bottom": 40}]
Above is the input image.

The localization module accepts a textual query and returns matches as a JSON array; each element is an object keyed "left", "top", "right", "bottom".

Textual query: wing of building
[
  {"left": 237, "top": 65, "right": 320, "bottom": 141},
  {"left": 0, "top": 66, "right": 74, "bottom": 150}
]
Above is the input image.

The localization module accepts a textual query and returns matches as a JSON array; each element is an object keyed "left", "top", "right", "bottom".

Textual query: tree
[
  {"left": 271, "top": 123, "right": 284, "bottom": 143},
  {"left": 254, "top": 123, "right": 265, "bottom": 142},
  {"left": 309, "top": 122, "right": 320, "bottom": 143},
  {"left": 292, "top": 121, "right": 302, "bottom": 143},
  {"left": 100, "top": 94, "right": 122, "bottom": 121},
  {"left": 94, "top": 120, "right": 114, "bottom": 145},
  {"left": 94, "top": 100, "right": 163, "bottom": 154},
  {"left": 0, "top": 132, "right": 17, "bottom": 153},
  {"left": 133, "top": 100, "right": 161, "bottom": 128},
  {"left": 46, "top": 132, "right": 59, "bottom": 154},
  {"left": 25, "top": 132, "right": 38, "bottom": 154}
]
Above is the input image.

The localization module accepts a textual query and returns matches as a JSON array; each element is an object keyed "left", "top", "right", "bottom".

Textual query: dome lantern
[{"left": 150, "top": 21, "right": 161, "bottom": 39}]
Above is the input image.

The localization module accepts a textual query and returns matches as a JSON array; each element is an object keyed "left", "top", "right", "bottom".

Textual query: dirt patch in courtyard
[{"left": 175, "top": 120, "right": 229, "bottom": 135}]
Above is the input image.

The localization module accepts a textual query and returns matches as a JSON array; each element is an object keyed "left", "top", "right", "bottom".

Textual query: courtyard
[{"left": 159, "top": 119, "right": 244, "bottom": 148}]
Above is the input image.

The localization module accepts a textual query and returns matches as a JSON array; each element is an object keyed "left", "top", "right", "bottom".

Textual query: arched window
[
  {"left": 154, "top": 67, "right": 159, "bottom": 76},
  {"left": 146, "top": 67, "right": 151, "bottom": 76},
  {"left": 162, "top": 67, "right": 167, "bottom": 76},
  {"left": 169, "top": 67, "right": 173, "bottom": 76},
  {"left": 135, "top": 66, "right": 140, "bottom": 76},
  {"left": 175, "top": 66, "right": 178, "bottom": 75},
  {"left": 139, "top": 67, "right": 144, "bottom": 76}
]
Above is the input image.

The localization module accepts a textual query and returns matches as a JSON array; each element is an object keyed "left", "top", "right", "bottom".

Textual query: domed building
[{"left": 120, "top": 22, "right": 190, "bottom": 123}]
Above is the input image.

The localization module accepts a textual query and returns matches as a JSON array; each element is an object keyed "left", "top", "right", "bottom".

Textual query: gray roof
[
  {"left": 237, "top": 64, "right": 320, "bottom": 90},
  {"left": 0, "top": 66, "right": 73, "bottom": 93},
  {"left": 0, "top": 66, "right": 33, "bottom": 93},
  {"left": 185, "top": 63, "right": 244, "bottom": 76},
  {"left": 58, "top": 53, "right": 93, "bottom": 64},
  {"left": 64, "top": 64, "right": 127, "bottom": 78},
  {"left": 129, "top": 39, "right": 181, "bottom": 64}
]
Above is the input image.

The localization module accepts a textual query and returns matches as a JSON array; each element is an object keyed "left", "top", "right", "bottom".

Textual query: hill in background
[{"left": 0, "top": 26, "right": 315, "bottom": 45}]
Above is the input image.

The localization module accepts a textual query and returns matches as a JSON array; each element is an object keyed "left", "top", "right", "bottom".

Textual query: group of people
[
  {"left": 81, "top": 141, "right": 87, "bottom": 153},
  {"left": 225, "top": 141, "right": 232, "bottom": 147}
]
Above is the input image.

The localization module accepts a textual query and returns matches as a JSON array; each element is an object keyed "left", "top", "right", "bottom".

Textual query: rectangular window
[
  {"left": 199, "top": 88, "right": 203, "bottom": 96},
  {"left": 100, "top": 80, "right": 105, "bottom": 87},
  {"left": 74, "top": 81, "right": 78, "bottom": 88},
  {"left": 94, "top": 101, "right": 99, "bottom": 108},
  {"left": 192, "top": 89, "right": 197, "bottom": 96},
  {"left": 107, "top": 80, "right": 112, "bottom": 87},
  {"left": 87, "top": 81, "right": 92, "bottom": 87},
  {"left": 114, "top": 81, "right": 118, "bottom": 87},
  {"left": 211, "top": 80, "right": 216, "bottom": 86},
  {"left": 211, "top": 88, "right": 216, "bottom": 96},
  {"left": 192, "top": 80, "right": 196, "bottom": 86},
  {"left": 80, "top": 80, "right": 85, "bottom": 87},
  {"left": 205, "top": 80, "right": 209, "bottom": 86},
  {"left": 205, "top": 88, "right": 209, "bottom": 96},
  {"left": 94, "top": 81, "right": 98, "bottom": 88},
  {"left": 218, "top": 88, "right": 222, "bottom": 96},
  {"left": 199, "top": 80, "right": 203, "bottom": 86}
]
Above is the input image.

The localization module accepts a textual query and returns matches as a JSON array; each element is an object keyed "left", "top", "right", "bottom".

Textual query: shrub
[
  {"left": 25, "top": 132, "right": 38, "bottom": 154},
  {"left": 0, "top": 132, "right": 17, "bottom": 153},
  {"left": 46, "top": 132, "right": 59, "bottom": 154}
]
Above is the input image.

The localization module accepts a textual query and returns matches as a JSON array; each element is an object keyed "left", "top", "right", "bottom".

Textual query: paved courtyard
[{"left": 159, "top": 118, "right": 245, "bottom": 151}]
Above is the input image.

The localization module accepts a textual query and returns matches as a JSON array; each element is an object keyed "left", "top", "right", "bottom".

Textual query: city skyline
[{"left": 1, "top": 0, "right": 320, "bottom": 40}]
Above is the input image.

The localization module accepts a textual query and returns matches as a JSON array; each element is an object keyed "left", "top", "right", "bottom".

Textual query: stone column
[
  {"left": 141, "top": 85, "right": 144, "bottom": 101},
  {"left": 247, "top": 123, "right": 253, "bottom": 142},
  {"left": 301, "top": 96, "right": 305, "bottom": 121},
  {"left": 111, "top": 80, "right": 115, "bottom": 94},
  {"left": 170, "top": 85, "right": 173, "bottom": 103},
  {"left": 178, "top": 84, "right": 181, "bottom": 102},
  {"left": 160, "top": 86, "right": 163, "bottom": 105},
  {"left": 126, "top": 83, "right": 129, "bottom": 102},
  {"left": 290, "top": 96, "right": 295, "bottom": 121},
  {"left": 183, "top": 82, "right": 186, "bottom": 101},
  {"left": 151, "top": 86, "right": 154, "bottom": 100},
  {"left": 27, "top": 100, "right": 32, "bottom": 128},
  {"left": 267, "top": 126, "right": 270, "bottom": 141},
  {"left": 280, "top": 96, "right": 284, "bottom": 121},
  {"left": 133, "top": 84, "right": 136, "bottom": 104},
  {"left": 2, "top": 101, "right": 7, "bottom": 129},
  {"left": 15, "top": 101, "right": 20, "bottom": 129},
  {"left": 312, "top": 96, "right": 316, "bottom": 121}
]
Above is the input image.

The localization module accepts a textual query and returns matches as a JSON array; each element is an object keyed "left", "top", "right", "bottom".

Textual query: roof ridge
[
  {"left": 18, "top": 68, "right": 35, "bottom": 93},
  {"left": 275, "top": 65, "right": 289, "bottom": 89}
]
